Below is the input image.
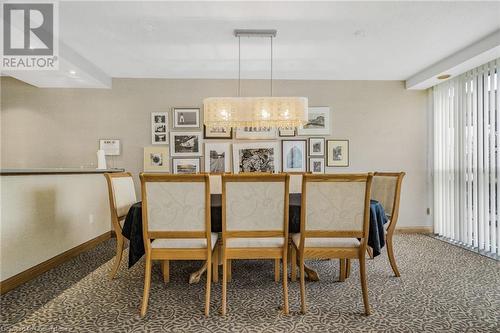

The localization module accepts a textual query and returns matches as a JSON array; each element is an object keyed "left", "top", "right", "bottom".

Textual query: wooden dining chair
[
  {"left": 291, "top": 173, "right": 373, "bottom": 315},
  {"left": 139, "top": 173, "right": 217, "bottom": 317},
  {"left": 370, "top": 172, "right": 405, "bottom": 277},
  {"left": 104, "top": 172, "right": 137, "bottom": 279},
  {"left": 221, "top": 173, "right": 290, "bottom": 315}
]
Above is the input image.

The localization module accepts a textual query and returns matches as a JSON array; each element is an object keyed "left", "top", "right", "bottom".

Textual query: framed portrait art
[
  {"left": 308, "top": 137, "right": 325, "bottom": 156},
  {"left": 151, "top": 112, "right": 168, "bottom": 144},
  {"left": 143, "top": 147, "right": 169, "bottom": 172},
  {"left": 309, "top": 157, "right": 325, "bottom": 174},
  {"left": 172, "top": 158, "right": 201, "bottom": 174},
  {"left": 170, "top": 132, "right": 202, "bottom": 157},
  {"left": 173, "top": 108, "right": 200, "bottom": 128},
  {"left": 297, "top": 106, "right": 331, "bottom": 136},
  {"left": 281, "top": 140, "right": 307, "bottom": 173},
  {"left": 204, "top": 142, "right": 231, "bottom": 173},
  {"left": 232, "top": 142, "right": 279, "bottom": 174},
  {"left": 327, "top": 139, "right": 349, "bottom": 167}
]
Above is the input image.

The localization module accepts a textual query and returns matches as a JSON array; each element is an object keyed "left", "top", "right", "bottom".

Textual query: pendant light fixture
[{"left": 203, "top": 29, "right": 308, "bottom": 130}]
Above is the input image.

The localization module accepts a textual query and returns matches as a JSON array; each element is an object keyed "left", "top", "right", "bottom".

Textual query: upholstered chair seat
[
  {"left": 152, "top": 233, "right": 218, "bottom": 249},
  {"left": 292, "top": 234, "right": 360, "bottom": 248}
]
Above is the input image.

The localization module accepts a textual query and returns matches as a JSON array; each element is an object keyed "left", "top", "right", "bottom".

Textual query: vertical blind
[{"left": 433, "top": 59, "right": 499, "bottom": 258}]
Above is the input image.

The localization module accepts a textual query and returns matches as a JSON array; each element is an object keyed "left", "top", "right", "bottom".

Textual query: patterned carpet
[{"left": 1, "top": 234, "right": 499, "bottom": 332}]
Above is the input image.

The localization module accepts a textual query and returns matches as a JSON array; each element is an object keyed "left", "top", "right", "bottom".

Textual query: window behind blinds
[{"left": 433, "top": 59, "right": 499, "bottom": 259}]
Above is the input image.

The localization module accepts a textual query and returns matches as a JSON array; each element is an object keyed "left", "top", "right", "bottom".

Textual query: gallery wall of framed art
[{"left": 145, "top": 105, "right": 344, "bottom": 174}]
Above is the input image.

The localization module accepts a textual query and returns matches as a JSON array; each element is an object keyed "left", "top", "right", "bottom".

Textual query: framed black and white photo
[
  {"left": 282, "top": 140, "right": 307, "bottom": 173},
  {"left": 297, "top": 106, "right": 331, "bottom": 136},
  {"left": 173, "top": 108, "right": 200, "bottom": 128},
  {"left": 327, "top": 139, "right": 349, "bottom": 167},
  {"left": 172, "top": 158, "right": 200, "bottom": 174},
  {"left": 309, "top": 157, "right": 325, "bottom": 174},
  {"left": 143, "top": 147, "right": 169, "bottom": 172},
  {"left": 203, "top": 125, "right": 233, "bottom": 139},
  {"left": 204, "top": 142, "right": 231, "bottom": 173},
  {"left": 170, "top": 132, "right": 202, "bottom": 156},
  {"left": 235, "top": 126, "right": 277, "bottom": 140},
  {"left": 151, "top": 112, "right": 169, "bottom": 144},
  {"left": 309, "top": 137, "right": 325, "bottom": 156},
  {"left": 232, "top": 142, "right": 279, "bottom": 173},
  {"left": 279, "top": 128, "right": 296, "bottom": 137}
]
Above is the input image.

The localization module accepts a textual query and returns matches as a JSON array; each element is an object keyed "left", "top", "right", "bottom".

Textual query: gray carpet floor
[{"left": 1, "top": 234, "right": 499, "bottom": 332}]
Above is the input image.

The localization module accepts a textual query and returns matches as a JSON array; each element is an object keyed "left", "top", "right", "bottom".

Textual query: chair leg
[
  {"left": 227, "top": 259, "right": 232, "bottom": 282},
  {"left": 386, "top": 233, "right": 401, "bottom": 277},
  {"left": 109, "top": 235, "right": 124, "bottom": 279},
  {"left": 299, "top": 253, "right": 306, "bottom": 314},
  {"left": 282, "top": 255, "right": 289, "bottom": 315},
  {"left": 140, "top": 254, "right": 152, "bottom": 317},
  {"left": 367, "top": 246, "right": 374, "bottom": 259},
  {"left": 161, "top": 260, "right": 169, "bottom": 284},
  {"left": 359, "top": 253, "right": 371, "bottom": 315},
  {"left": 345, "top": 259, "right": 351, "bottom": 279},
  {"left": 212, "top": 246, "right": 219, "bottom": 283},
  {"left": 205, "top": 256, "right": 212, "bottom": 317},
  {"left": 221, "top": 257, "right": 227, "bottom": 316},
  {"left": 339, "top": 259, "right": 346, "bottom": 282},
  {"left": 274, "top": 259, "right": 280, "bottom": 282},
  {"left": 291, "top": 245, "right": 297, "bottom": 282}
]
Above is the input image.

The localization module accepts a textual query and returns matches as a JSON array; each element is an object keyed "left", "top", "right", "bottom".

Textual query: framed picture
[
  {"left": 279, "top": 128, "right": 296, "bottom": 137},
  {"left": 170, "top": 132, "right": 202, "bottom": 156},
  {"left": 297, "top": 106, "right": 331, "bottom": 136},
  {"left": 235, "top": 126, "right": 277, "bottom": 140},
  {"left": 173, "top": 108, "right": 200, "bottom": 128},
  {"left": 204, "top": 142, "right": 231, "bottom": 173},
  {"left": 143, "top": 147, "right": 170, "bottom": 172},
  {"left": 99, "top": 139, "right": 120, "bottom": 156},
  {"left": 232, "top": 142, "right": 280, "bottom": 173},
  {"left": 172, "top": 158, "right": 200, "bottom": 174},
  {"left": 282, "top": 140, "right": 307, "bottom": 173},
  {"left": 309, "top": 157, "right": 325, "bottom": 174},
  {"left": 309, "top": 137, "right": 325, "bottom": 156},
  {"left": 327, "top": 139, "right": 349, "bottom": 167},
  {"left": 203, "top": 125, "right": 233, "bottom": 139},
  {"left": 151, "top": 112, "right": 168, "bottom": 144}
]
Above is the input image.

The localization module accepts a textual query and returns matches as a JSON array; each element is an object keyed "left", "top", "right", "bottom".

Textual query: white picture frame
[
  {"left": 143, "top": 146, "right": 170, "bottom": 172},
  {"left": 172, "top": 158, "right": 201, "bottom": 174},
  {"left": 297, "top": 106, "right": 331, "bottom": 136},
  {"left": 235, "top": 126, "right": 277, "bottom": 140},
  {"left": 99, "top": 139, "right": 120, "bottom": 156},
  {"left": 309, "top": 157, "right": 325, "bottom": 174},
  {"left": 204, "top": 142, "right": 231, "bottom": 173},
  {"left": 279, "top": 128, "right": 296, "bottom": 137},
  {"left": 282, "top": 140, "right": 307, "bottom": 173},
  {"left": 170, "top": 132, "right": 202, "bottom": 157},
  {"left": 232, "top": 142, "right": 280, "bottom": 174},
  {"left": 173, "top": 108, "right": 200, "bottom": 128},
  {"left": 151, "top": 112, "right": 168, "bottom": 145},
  {"left": 308, "top": 137, "right": 325, "bottom": 156}
]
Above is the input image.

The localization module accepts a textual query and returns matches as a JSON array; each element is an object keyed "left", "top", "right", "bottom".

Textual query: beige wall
[{"left": 1, "top": 77, "right": 429, "bottom": 227}]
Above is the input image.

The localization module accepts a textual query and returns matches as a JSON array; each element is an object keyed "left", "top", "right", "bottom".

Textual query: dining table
[{"left": 122, "top": 193, "right": 388, "bottom": 282}]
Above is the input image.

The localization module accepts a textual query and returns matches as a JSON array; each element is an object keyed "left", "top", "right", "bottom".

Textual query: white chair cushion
[
  {"left": 226, "top": 237, "right": 285, "bottom": 248},
  {"left": 151, "top": 233, "right": 218, "bottom": 250},
  {"left": 112, "top": 177, "right": 137, "bottom": 218},
  {"left": 292, "top": 233, "right": 360, "bottom": 248}
]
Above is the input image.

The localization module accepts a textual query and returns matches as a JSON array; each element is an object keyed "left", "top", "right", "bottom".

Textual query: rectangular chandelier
[{"left": 203, "top": 96, "right": 308, "bottom": 129}]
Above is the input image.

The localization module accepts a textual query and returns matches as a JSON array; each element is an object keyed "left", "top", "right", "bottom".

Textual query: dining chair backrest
[
  {"left": 209, "top": 174, "right": 222, "bottom": 194},
  {"left": 371, "top": 172, "right": 405, "bottom": 219},
  {"left": 104, "top": 172, "right": 137, "bottom": 221},
  {"left": 302, "top": 173, "right": 373, "bottom": 239},
  {"left": 140, "top": 173, "right": 210, "bottom": 235},
  {"left": 289, "top": 174, "right": 303, "bottom": 194},
  {"left": 222, "top": 174, "right": 289, "bottom": 234}
]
